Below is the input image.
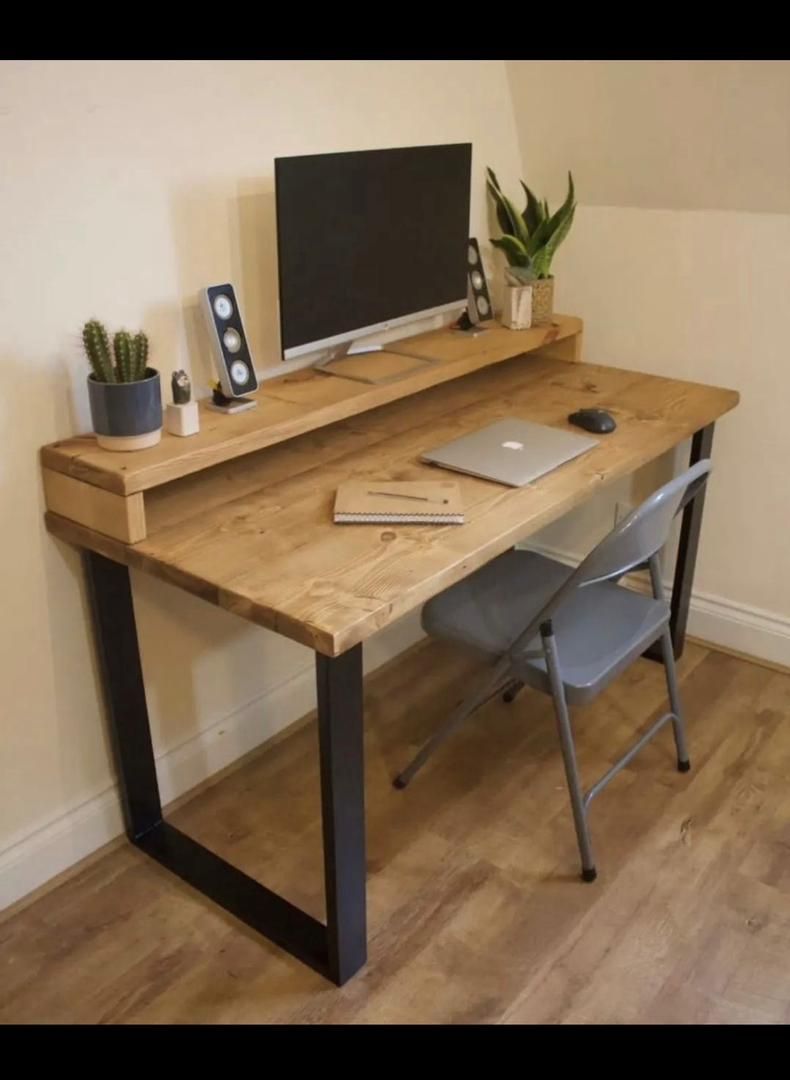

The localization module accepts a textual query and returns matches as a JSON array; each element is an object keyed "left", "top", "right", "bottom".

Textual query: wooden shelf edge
[
  {"left": 42, "top": 469, "right": 146, "bottom": 544},
  {"left": 40, "top": 316, "right": 583, "bottom": 497}
]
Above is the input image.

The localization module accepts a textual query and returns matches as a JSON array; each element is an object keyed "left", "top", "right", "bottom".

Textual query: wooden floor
[{"left": 2, "top": 639, "right": 789, "bottom": 1024}]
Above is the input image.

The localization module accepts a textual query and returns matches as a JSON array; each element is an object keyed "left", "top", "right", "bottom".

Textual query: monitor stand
[{"left": 314, "top": 339, "right": 437, "bottom": 386}]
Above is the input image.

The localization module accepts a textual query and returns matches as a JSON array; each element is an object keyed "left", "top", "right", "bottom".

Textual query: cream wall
[
  {"left": 0, "top": 60, "right": 524, "bottom": 908},
  {"left": 506, "top": 60, "right": 790, "bottom": 214},
  {"left": 507, "top": 60, "right": 790, "bottom": 664}
]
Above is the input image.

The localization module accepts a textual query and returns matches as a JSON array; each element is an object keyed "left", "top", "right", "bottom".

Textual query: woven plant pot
[{"left": 530, "top": 277, "right": 555, "bottom": 325}]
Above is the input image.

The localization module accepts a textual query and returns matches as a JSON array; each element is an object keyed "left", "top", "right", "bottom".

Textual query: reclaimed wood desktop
[{"left": 40, "top": 315, "right": 739, "bottom": 984}]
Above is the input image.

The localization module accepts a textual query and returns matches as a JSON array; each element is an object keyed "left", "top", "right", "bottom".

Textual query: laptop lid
[{"left": 420, "top": 418, "right": 599, "bottom": 487}]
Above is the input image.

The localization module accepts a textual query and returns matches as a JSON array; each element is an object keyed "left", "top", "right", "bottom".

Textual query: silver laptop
[{"left": 421, "top": 418, "right": 598, "bottom": 487}]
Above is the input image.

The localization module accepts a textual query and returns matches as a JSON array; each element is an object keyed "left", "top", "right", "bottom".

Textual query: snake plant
[{"left": 486, "top": 168, "right": 576, "bottom": 281}]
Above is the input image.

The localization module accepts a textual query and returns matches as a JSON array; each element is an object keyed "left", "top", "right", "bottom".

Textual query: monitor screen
[{"left": 274, "top": 143, "right": 472, "bottom": 360}]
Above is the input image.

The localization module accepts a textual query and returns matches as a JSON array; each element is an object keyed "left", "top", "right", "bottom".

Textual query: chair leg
[
  {"left": 394, "top": 662, "right": 511, "bottom": 789},
  {"left": 659, "top": 627, "right": 691, "bottom": 772},
  {"left": 542, "top": 627, "right": 597, "bottom": 882}
]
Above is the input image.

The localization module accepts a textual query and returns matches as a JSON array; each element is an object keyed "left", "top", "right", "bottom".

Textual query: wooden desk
[{"left": 41, "top": 318, "right": 739, "bottom": 985}]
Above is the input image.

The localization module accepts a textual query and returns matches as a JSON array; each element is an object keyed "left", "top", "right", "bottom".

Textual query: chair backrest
[
  {"left": 507, "top": 459, "right": 712, "bottom": 660},
  {"left": 572, "top": 457, "right": 712, "bottom": 589}
]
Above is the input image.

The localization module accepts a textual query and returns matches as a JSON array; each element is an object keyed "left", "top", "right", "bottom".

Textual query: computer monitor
[{"left": 274, "top": 143, "right": 472, "bottom": 362}]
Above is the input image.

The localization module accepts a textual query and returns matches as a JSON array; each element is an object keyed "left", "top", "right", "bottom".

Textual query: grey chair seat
[{"left": 422, "top": 550, "right": 670, "bottom": 705}]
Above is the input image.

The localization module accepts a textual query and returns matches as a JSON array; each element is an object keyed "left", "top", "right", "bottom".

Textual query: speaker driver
[{"left": 213, "top": 294, "right": 234, "bottom": 320}]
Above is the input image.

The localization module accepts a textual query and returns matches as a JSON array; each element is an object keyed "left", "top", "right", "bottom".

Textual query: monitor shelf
[{"left": 41, "top": 315, "right": 582, "bottom": 542}]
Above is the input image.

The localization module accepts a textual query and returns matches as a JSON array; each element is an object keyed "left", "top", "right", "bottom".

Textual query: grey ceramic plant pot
[{"left": 87, "top": 369, "right": 163, "bottom": 451}]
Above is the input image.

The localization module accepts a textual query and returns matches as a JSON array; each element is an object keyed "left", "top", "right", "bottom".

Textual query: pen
[{"left": 367, "top": 490, "right": 449, "bottom": 505}]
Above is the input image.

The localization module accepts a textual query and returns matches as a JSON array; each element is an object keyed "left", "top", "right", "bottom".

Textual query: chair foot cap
[
  {"left": 581, "top": 867, "right": 597, "bottom": 883},
  {"left": 677, "top": 759, "right": 691, "bottom": 773},
  {"left": 393, "top": 775, "right": 409, "bottom": 790}
]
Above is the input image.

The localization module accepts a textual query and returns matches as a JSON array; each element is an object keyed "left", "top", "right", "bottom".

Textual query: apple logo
[{"left": 501, "top": 440, "right": 524, "bottom": 451}]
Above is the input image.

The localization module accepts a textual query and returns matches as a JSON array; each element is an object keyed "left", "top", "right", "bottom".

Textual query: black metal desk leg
[
  {"left": 83, "top": 550, "right": 367, "bottom": 985},
  {"left": 316, "top": 647, "right": 367, "bottom": 985},
  {"left": 668, "top": 423, "right": 715, "bottom": 659},
  {"left": 84, "top": 551, "right": 163, "bottom": 840}
]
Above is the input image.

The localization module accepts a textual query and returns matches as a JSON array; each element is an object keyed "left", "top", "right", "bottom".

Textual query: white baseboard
[
  {"left": 682, "top": 590, "right": 790, "bottom": 668},
  {"left": 0, "top": 612, "right": 425, "bottom": 913},
  {"left": 524, "top": 541, "right": 790, "bottom": 668}
]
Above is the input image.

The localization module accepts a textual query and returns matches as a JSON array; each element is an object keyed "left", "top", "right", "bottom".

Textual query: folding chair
[{"left": 394, "top": 459, "right": 712, "bottom": 881}]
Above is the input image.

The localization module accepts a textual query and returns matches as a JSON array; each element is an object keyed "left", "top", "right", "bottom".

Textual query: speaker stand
[
  {"left": 206, "top": 385, "right": 258, "bottom": 415},
  {"left": 450, "top": 310, "right": 489, "bottom": 337}
]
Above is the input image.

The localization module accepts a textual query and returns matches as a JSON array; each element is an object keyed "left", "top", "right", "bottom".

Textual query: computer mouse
[{"left": 568, "top": 408, "right": 617, "bottom": 435}]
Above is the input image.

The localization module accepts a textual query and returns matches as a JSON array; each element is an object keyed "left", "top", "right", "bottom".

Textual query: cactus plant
[
  {"left": 83, "top": 319, "right": 161, "bottom": 450},
  {"left": 83, "top": 320, "right": 151, "bottom": 383},
  {"left": 113, "top": 331, "right": 134, "bottom": 382},
  {"left": 486, "top": 168, "right": 576, "bottom": 281},
  {"left": 132, "top": 331, "right": 149, "bottom": 381},
  {"left": 83, "top": 319, "right": 116, "bottom": 384}
]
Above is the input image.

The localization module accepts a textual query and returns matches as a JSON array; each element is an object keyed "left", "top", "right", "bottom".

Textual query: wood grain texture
[
  {"left": 537, "top": 329, "right": 584, "bottom": 364},
  {"left": 1, "top": 640, "right": 788, "bottom": 1025},
  {"left": 40, "top": 316, "right": 583, "bottom": 496},
  {"left": 41, "top": 468, "right": 146, "bottom": 543},
  {"left": 45, "top": 354, "right": 739, "bottom": 656}
]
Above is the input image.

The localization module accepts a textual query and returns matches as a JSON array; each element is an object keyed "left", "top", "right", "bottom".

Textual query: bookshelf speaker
[
  {"left": 466, "top": 238, "right": 492, "bottom": 324},
  {"left": 201, "top": 283, "right": 259, "bottom": 399}
]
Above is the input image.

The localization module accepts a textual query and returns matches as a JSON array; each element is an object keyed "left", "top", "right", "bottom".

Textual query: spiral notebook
[{"left": 333, "top": 480, "right": 464, "bottom": 525}]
